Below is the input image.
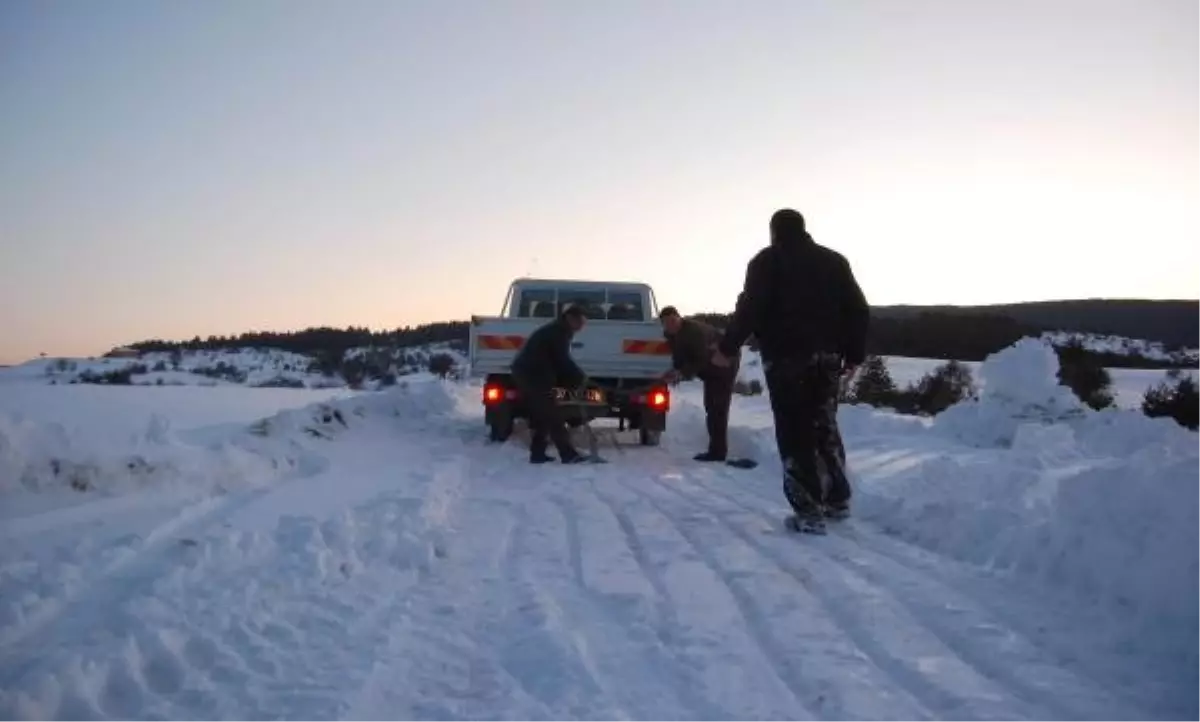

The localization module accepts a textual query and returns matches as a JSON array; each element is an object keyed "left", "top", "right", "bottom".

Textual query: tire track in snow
[
  {"left": 608, "top": 471, "right": 935, "bottom": 721},
  {"left": 817, "top": 528, "right": 1143, "bottom": 720},
  {"left": 684, "top": 463, "right": 1146, "bottom": 718},
  {"left": 817, "top": 520, "right": 1153, "bottom": 720},
  {"left": 343, "top": 453, "right": 554, "bottom": 721},
  {"left": 577, "top": 473, "right": 818, "bottom": 719},
  {"left": 667, "top": 467, "right": 1081, "bottom": 720},
  {"left": 505, "top": 480, "right": 752, "bottom": 719},
  {"left": 587, "top": 481, "right": 685, "bottom": 646},
  {"left": 552, "top": 481, "right": 731, "bottom": 720}
]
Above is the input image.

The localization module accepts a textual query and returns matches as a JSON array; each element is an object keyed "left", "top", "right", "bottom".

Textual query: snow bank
[
  {"left": 0, "top": 379, "right": 459, "bottom": 498},
  {"left": 0, "top": 411, "right": 305, "bottom": 497},
  {"left": 849, "top": 339, "right": 1198, "bottom": 670},
  {"left": 933, "top": 337, "right": 1088, "bottom": 447}
]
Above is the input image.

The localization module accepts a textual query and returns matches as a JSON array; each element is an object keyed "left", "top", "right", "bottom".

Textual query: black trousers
[
  {"left": 514, "top": 375, "right": 578, "bottom": 459},
  {"left": 700, "top": 366, "right": 737, "bottom": 457},
  {"left": 763, "top": 352, "right": 852, "bottom": 515}
]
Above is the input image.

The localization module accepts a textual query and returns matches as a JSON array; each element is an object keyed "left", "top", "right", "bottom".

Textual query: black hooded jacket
[{"left": 717, "top": 214, "right": 869, "bottom": 366}]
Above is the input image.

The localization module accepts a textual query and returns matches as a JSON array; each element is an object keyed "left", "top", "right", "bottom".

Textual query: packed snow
[{"left": 0, "top": 340, "right": 1195, "bottom": 720}]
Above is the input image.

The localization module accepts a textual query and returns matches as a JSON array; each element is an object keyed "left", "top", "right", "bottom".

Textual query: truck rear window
[
  {"left": 512, "top": 287, "right": 646, "bottom": 321},
  {"left": 607, "top": 291, "right": 645, "bottom": 321},
  {"left": 557, "top": 289, "right": 607, "bottom": 319}
]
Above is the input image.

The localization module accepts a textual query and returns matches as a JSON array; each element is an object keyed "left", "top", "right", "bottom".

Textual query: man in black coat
[
  {"left": 713, "top": 209, "right": 869, "bottom": 526},
  {"left": 659, "top": 306, "right": 739, "bottom": 462},
  {"left": 510, "top": 305, "right": 590, "bottom": 464}
]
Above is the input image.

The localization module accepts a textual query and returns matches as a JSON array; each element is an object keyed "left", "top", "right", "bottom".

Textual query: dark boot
[
  {"left": 530, "top": 453, "right": 556, "bottom": 464},
  {"left": 693, "top": 451, "right": 726, "bottom": 462},
  {"left": 825, "top": 500, "right": 850, "bottom": 519},
  {"left": 783, "top": 460, "right": 826, "bottom": 532}
]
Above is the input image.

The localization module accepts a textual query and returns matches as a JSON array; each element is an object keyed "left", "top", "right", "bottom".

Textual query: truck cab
[{"left": 468, "top": 278, "right": 675, "bottom": 445}]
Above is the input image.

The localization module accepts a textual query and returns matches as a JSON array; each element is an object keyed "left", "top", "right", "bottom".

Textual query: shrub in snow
[
  {"left": 888, "top": 360, "right": 977, "bottom": 416},
  {"left": 308, "top": 349, "right": 343, "bottom": 378},
  {"left": 1054, "top": 340, "right": 1115, "bottom": 410},
  {"left": 427, "top": 353, "right": 456, "bottom": 379},
  {"left": 190, "top": 362, "right": 246, "bottom": 384},
  {"left": 1142, "top": 372, "right": 1198, "bottom": 431},
  {"left": 77, "top": 368, "right": 134, "bottom": 385},
  {"left": 254, "top": 376, "right": 306, "bottom": 389},
  {"left": 340, "top": 357, "right": 368, "bottom": 390},
  {"left": 850, "top": 355, "right": 897, "bottom": 406}
]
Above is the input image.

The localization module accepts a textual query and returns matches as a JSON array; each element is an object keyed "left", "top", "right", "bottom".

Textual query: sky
[{"left": 1, "top": 0, "right": 1196, "bottom": 363}]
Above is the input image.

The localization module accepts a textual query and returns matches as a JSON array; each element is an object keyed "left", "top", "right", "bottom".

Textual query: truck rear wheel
[
  {"left": 488, "top": 411, "right": 514, "bottom": 443},
  {"left": 639, "top": 428, "right": 662, "bottom": 446}
]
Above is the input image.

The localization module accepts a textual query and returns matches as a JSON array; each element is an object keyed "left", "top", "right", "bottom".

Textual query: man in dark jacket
[
  {"left": 659, "top": 306, "right": 739, "bottom": 462},
  {"left": 713, "top": 209, "right": 869, "bottom": 528},
  {"left": 510, "top": 305, "right": 590, "bottom": 464}
]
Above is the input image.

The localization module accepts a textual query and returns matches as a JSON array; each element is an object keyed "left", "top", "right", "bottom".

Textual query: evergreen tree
[
  {"left": 1056, "top": 339, "right": 1115, "bottom": 410},
  {"left": 850, "top": 355, "right": 896, "bottom": 405},
  {"left": 913, "top": 360, "right": 976, "bottom": 415},
  {"left": 1143, "top": 374, "right": 1199, "bottom": 431}
]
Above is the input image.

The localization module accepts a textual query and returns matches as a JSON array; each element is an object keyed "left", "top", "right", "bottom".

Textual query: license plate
[{"left": 554, "top": 388, "right": 604, "bottom": 404}]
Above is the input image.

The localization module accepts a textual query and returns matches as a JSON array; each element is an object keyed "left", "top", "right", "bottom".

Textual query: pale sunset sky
[{"left": 1, "top": 0, "right": 1196, "bottom": 363}]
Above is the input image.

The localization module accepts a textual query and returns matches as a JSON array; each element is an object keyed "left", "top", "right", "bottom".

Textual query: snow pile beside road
[
  {"left": 0, "top": 379, "right": 459, "bottom": 498},
  {"left": 853, "top": 339, "right": 1198, "bottom": 669},
  {"left": 934, "top": 337, "right": 1087, "bottom": 447},
  {"left": 0, "top": 411, "right": 304, "bottom": 497}
]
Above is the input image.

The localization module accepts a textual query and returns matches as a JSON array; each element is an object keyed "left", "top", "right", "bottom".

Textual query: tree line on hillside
[
  {"left": 123, "top": 309, "right": 1192, "bottom": 371},
  {"left": 128, "top": 322, "right": 468, "bottom": 357},
  {"left": 691, "top": 311, "right": 1194, "bottom": 369}
]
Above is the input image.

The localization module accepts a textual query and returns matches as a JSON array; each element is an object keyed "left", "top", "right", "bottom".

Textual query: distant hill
[
  {"left": 871, "top": 300, "right": 1198, "bottom": 349},
  {"left": 6, "top": 343, "right": 469, "bottom": 390},
  {"left": 100, "top": 298, "right": 1196, "bottom": 372}
]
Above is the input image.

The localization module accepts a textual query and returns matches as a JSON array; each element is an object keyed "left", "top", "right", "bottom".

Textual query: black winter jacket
[
  {"left": 717, "top": 231, "right": 869, "bottom": 366},
  {"left": 510, "top": 317, "right": 587, "bottom": 389}
]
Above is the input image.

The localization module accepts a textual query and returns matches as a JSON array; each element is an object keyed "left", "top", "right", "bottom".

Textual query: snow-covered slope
[
  {"left": 0, "top": 344, "right": 469, "bottom": 390},
  {"left": 0, "top": 341, "right": 1195, "bottom": 719},
  {"left": 1042, "top": 330, "right": 1199, "bottom": 364}
]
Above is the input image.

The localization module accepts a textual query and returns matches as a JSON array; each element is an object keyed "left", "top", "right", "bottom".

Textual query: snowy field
[{"left": 0, "top": 340, "right": 1196, "bottom": 720}]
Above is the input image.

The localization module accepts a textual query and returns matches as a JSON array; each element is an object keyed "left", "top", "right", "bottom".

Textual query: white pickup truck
[{"left": 468, "top": 278, "right": 675, "bottom": 445}]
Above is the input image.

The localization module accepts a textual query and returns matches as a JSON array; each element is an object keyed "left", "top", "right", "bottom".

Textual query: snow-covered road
[
  {"left": 2, "top": 345, "right": 1200, "bottom": 719},
  {"left": 2, "top": 367, "right": 1194, "bottom": 720}
]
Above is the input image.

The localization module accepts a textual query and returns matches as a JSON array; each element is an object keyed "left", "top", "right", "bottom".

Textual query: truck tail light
[
  {"left": 648, "top": 387, "right": 669, "bottom": 411},
  {"left": 484, "top": 383, "right": 505, "bottom": 405}
]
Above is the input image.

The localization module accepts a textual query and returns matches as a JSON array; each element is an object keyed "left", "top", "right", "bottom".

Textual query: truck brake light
[
  {"left": 648, "top": 387, "right": 669, "bottom": 410},
  {"left": 484, "top": 384, "right": 504, "bottom": 405}
]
